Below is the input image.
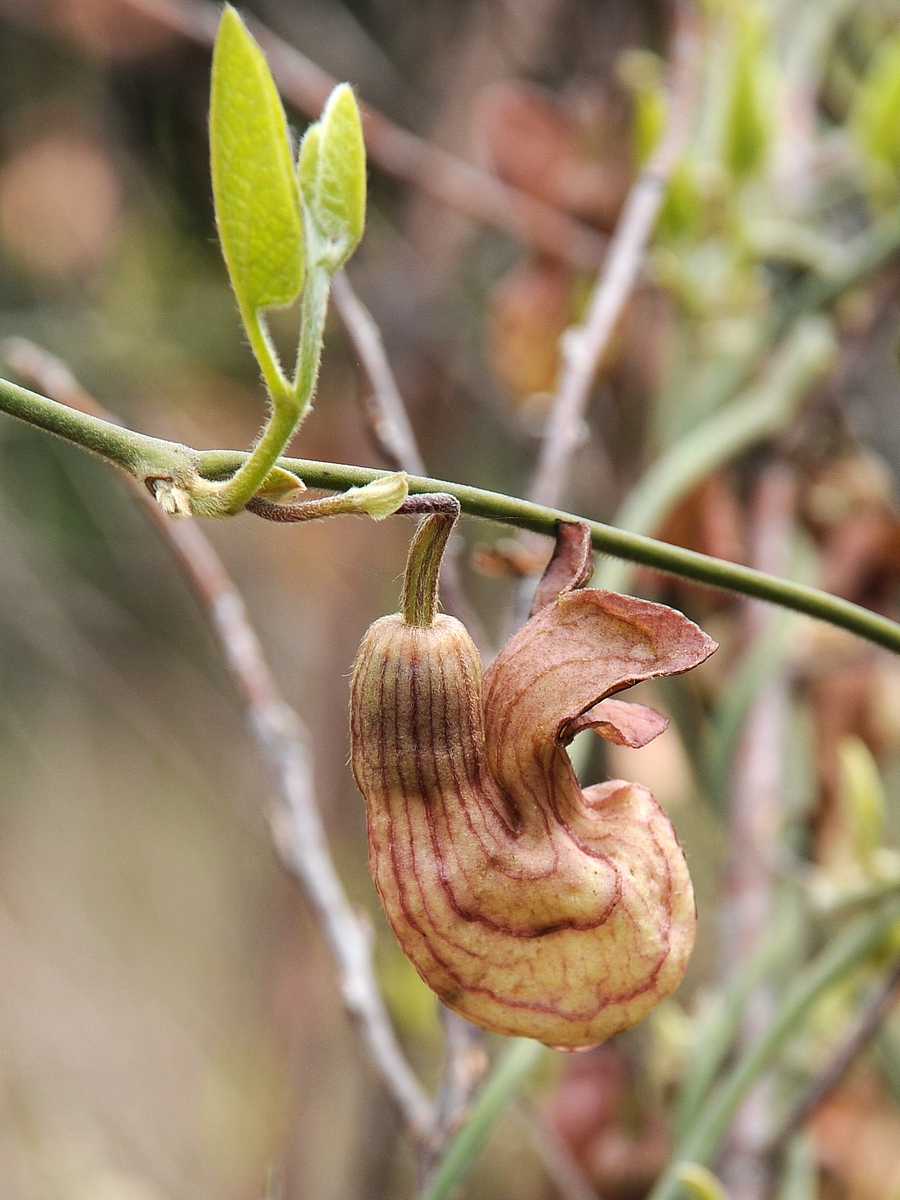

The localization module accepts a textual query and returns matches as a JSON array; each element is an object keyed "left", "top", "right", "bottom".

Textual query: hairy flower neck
[{"left": 401, "top": 507, "right": 458, "bottom": 627}]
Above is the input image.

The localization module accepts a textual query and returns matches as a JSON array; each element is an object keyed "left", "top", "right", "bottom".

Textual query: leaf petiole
[{"left": 202, "top": 263, "right": 332, "bottom": 516}]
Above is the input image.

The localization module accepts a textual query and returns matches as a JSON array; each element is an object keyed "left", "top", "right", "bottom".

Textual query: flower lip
[
  {"left": 528, "top": 520, "right": 716, "bottom": 753},
  {"left": 560, "top": 695, "right": 670, "bottom": 748},
  {"left": 483, "top": 584, "right": 718, "bottom": 819}
]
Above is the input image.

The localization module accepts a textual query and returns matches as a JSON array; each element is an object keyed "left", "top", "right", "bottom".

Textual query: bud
[
  {"left": 336, "top": 472, "right": 408, "bottom": 520},
  {"left": 257, "top": 465, "right": 307, "bottom": 504},
  {"left": 152, "top": 479, "right": 193, "bottom": 518}
]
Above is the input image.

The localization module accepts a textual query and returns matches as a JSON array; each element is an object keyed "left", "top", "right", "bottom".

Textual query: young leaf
[
  {"left": 297, "top": 124, "right": 321, "bottom": 203},
  {"left": 210, "top": 6, "right": 304, "bottom": 316},
  {"left": 257, "top": 464, "right": 307, "bottom": 502},
  {"left": 338, "top": 471, "right": 408, "bottom": 519},
  {"left": 298, "top": 83, "right": 366, "bottom": 270}
]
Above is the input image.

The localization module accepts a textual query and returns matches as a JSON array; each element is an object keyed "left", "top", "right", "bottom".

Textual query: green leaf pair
[{"left": 209, "top": 5, "right": 365, "bottom": 383}]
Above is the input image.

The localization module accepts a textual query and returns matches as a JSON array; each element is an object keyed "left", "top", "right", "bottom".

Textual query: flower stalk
[{"left": 402, "top": 505, "right": 460, "bottom": 627}]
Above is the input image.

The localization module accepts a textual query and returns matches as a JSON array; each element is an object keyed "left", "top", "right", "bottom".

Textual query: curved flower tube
[{"left": 350, "top": 520, "right": 717, "bottom": 1047}]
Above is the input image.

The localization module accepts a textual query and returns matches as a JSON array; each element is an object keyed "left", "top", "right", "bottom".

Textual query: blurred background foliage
[{"left": 4, "top": 1, "right": 900, "bottom": 1198}]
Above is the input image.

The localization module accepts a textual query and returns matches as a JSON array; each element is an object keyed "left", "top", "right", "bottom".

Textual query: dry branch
[
  {"left": 529, "top": 0, "right": 701, "bottom": 511},
  {"left": 1, "top": 337, "right": 436, "bottom": 1142}
]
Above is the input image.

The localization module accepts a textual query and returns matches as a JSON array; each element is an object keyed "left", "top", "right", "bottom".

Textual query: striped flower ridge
[{"left": 350, "top": 530, "right": 717, "bottom": 1047}]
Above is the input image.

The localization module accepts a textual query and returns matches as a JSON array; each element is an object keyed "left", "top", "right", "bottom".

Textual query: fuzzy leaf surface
[
  {"left": 210, "top": 6, "right": 304, "bottom": 313},
  {"left": 298, "top": 84, "right": 366, "bottom": 268}
]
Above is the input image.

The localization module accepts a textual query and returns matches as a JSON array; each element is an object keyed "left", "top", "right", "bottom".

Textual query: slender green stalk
[
  {"left": 212, "top": 266, "right": 332, "bottom": 514},
  {"left": 291, "top": 262, "right": 331, "bottom": 410},
  {"left": 242, "top": 303, "right": 292, "bottom": 407},
  {"left": 219, "top": 453, "right": 900, "bottom": 657},
  {"left": 649, "top": 897, "right": 900, "bottom": 1200},
  {"left": 2, "top": 372, "right": 900, "bottom": 655},
  {"left": 420, "top": 1039, "right": 546, "bottom": 1200}
]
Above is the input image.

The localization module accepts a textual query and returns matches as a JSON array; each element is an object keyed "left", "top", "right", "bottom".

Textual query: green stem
[
  {"left": 0, "top": 375, "right": 199, "bottom": 483},
  {"left": 649, "top": 897, "right": 900, "bottom": 1200},
  {"left": 420, "top": 1039, "right": 546, "bottom": 1200},
  {"left": 213, "top": 266, "right": 331, "bottom": 514},
  {"left": 203, "top": 452, "right": 900, "bottom": 656},
  {"left": 242, "top": 303, "right": 291, "bottom": 407},
  {"left": 2, "top": 372, "right": 900, "bottom": 656},
  {"left": 291, "top": 263, "right": 331, "bottom": 413},
  {"left": 211, "top": 398, "right": 299, "bottom": 513}
]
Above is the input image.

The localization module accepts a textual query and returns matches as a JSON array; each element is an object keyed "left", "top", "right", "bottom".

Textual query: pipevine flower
[{"left": 350, "top": 515, "right": 717, "bottom": 1048}]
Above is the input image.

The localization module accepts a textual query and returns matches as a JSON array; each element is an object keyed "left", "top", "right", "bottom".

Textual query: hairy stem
[
  {"left": 243, "top": 303, "right": 292, "bottom": 407},
  {"left": 212, "top": 266, "right": 332, "bottom": 514},
  {"left": 0, "top": 375, "right": 199, "bottom": 482},
  {"left": 402, "top": 507, "right": 459, "bottom": 627},
  {"left": 291, "top": 262, "right": 332, "bottom": 409}
]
